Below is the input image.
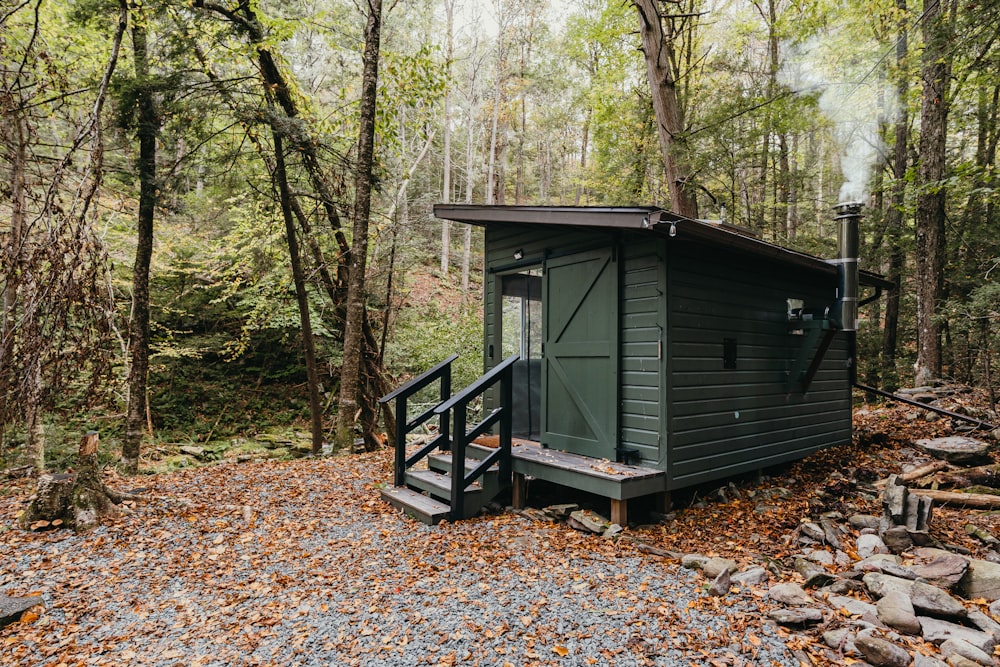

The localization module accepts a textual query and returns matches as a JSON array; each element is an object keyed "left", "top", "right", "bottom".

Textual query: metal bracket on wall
[{"left": 787, "top": 318, "right": 837, "bottom": 394}]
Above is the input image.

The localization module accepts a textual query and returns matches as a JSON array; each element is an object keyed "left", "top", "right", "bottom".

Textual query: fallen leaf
[{"left": 553, "top": 645, "right": 569, "bottom": 656}]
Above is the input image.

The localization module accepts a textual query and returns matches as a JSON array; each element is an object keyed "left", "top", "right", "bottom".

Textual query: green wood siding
[
  {"left": 665, "top": 241, "right": 851, "bottom": 489},
  {"left": 620, "top": 240, "right": 664, "bottom": 464}
]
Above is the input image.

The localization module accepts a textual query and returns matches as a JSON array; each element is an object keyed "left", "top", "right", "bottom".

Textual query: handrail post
[
  {"left": 394, "top": 396, "right": 407, "bottom": 487},
  {"left": 499, "top": 363, "right": 513, "bottom": 486},
  {"left": 451, "top": 402, "right": 467, "bottom": 521},
  {"left": 440, "top": 363, "right": 452, "bottom": 452}
]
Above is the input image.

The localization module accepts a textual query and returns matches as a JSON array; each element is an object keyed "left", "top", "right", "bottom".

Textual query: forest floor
[{"left": 1, "top": 392, "right": 998, "bottom": 666}]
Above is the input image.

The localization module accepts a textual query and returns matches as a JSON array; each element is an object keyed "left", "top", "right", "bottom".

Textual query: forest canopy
[{"left": 1, "top": 0, "right": 998, "bottom": 472}]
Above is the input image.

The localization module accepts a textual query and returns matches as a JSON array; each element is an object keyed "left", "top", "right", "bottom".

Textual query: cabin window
[{"left": 501, "top": 269, "right": 542, "bottom": 361}]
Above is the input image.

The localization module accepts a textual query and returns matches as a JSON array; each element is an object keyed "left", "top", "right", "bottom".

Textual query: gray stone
[
  {"left": 681, "top": 554, "right": 709, "bottom": 570},
  {"left": 990, "top": 599, "right": 1000, "bottom": 617},
  {"left": 967, "top": 609, "right": 1000, "bottom": 641},
  {"left": 0, "top": 595, "right": 43, "bottom": 629},
  {"left": 914, "top": 654, "right": 949, "bottom": 667},
  {"left": 880, "top": 562, "right": 920, "bottom": 580},
  {"left": 855, "top": 554, "right": 904, "bottom": 573},
  {"left": 732, "top": 566, "right": 769, "bottom": 587},
  {"left": 918, "top": 617, "right": 997, "bottom": 654},
  {"left": 958, "top": 559, "right": 1000, "bottom": 602},
  {"left": 823, "top": 628, "right": 859, "bottom": 655},
  {"left": 768, "top": 582, "right": 813, "bottom": 606},
  {"left": 807, "top": 549, "right": 835, "bottom": 565},
  {"left": 820, "top": 517, "right": 844, "bottom": 549},
  {"left": 819, "top": 578, "right": 865, "bottom": 596},
  {"left": 910, "top": 548, "right": 970, "bottom": 589},
  {"left": 851, "top": 514, "right": 884, "bottom": 530},
  {"left": 801, "top": 521, "right": 827, "bottom": 543},
  {"left": 828, "top": 594, "right": 879, "bottom": 618},
  {"left": 703, "top": 557, "right": 739, "bottom": 579},
  {"left": 859, "top": 534, "right": 890, "bottom": 559},
  {"left": 883, "top": 475, "right": 909, "bottom": 524},
  {"left": 884, "top": 525, "right": 916, "bottom": 553},
  {"left": 864, "top": 572, "right": 917, "bottom": 599},
  {"left": 910, "top": 581, "right": 968, "bottom": 621},
  {"left": 768, "top": 607, "right": 824, "bottom": 626},
  {"left": 877, "top": 590, "right": 922, "bottom": 635},
  {"left": 602, "top": 523, "right": 623, "bottom": 538},
  {"left": 915, "top": 436, "right": 993, "bottom": 464},
  {"left": 708, "top": 568, "right": 731, "bottom": 597},
  {"left": 940, "top": 637, "right": 995, "bottom": 666},
  {"left": 180, "top": 445, "right": 206, "bottom": 458},
  {"left": 855, "top": 635, "right": 913, "bottom": 667},
  {"left": 794, "top": 556, "right": 835, "bottom": 588}
]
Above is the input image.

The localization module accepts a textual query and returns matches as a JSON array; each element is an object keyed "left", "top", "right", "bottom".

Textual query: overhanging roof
[{"left": 433, "top": 204, "right": 894, "bottom": 290}]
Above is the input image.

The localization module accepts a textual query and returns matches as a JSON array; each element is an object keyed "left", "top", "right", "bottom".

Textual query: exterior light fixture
[{"left": 513, "top": 248, "right": 524, "bottom": 260}]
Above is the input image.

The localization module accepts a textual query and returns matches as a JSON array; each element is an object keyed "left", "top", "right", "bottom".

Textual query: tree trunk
[
  {"left": 124, "top": 13, "right": 157, "bottom": 474},
  {"left": 336, "top": 0, "right": 382, "bottom": 451},
  {"left": 634, "top": 0, "right": 699, "bottom": 218},
  {"left": 882, "top": 0, "right": 908, "bottom": 389},
  {"left": 440, "top": 0, "right": 454, "bottom": 276},
  {"left": 1, "top": 100, "right": 28, "bottom": 441},
  {"left": 914, "top": 0, "right": 952, "bottom": 385},
  {"left": 272, "top": 128, "right": 324, "bottom": 455}
]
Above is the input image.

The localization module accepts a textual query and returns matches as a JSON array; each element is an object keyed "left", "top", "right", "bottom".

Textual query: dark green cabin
[{"left": 434, "top": 205, "right": 890, "bottom": 493}]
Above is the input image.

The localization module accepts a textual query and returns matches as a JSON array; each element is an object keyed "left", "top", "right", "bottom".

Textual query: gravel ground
[{"left": 1, "top": 455, "right": 799, "bottom": 666}]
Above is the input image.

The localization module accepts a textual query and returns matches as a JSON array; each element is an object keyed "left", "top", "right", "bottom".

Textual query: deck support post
[
  {"left": 512, "top": 472, "right": 527, "bottom": 509},
  {"left": 654, "top": 491, "right": 671, "bottom": 515},
  {"left": 610, "top": 499, "right": 627, "bottom": 527}
]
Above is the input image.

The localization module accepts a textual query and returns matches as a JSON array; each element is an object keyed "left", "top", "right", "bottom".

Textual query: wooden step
[
  {"left": 405, "top": 469, "right": 482, "bottom": 502},
  {"left": 380, "top": 486, "right": 450, "bottom": 525},
  {"left": 428, "top": 452, "right": 499, "bottom": 476}
]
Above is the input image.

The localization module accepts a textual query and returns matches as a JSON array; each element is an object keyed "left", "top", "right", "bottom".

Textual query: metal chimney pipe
[{"left": 832, "top": 202, "right": 862, "bottom": 332}]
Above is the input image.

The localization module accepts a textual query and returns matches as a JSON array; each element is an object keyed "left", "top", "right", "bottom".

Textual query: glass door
[{"left": 500, "top": 269, "right": 542, "bottom": 440}]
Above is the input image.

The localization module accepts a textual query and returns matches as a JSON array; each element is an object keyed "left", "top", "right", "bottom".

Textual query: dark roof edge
[{"left": 433, "top": 204, "right": 893, "bottom": 289}]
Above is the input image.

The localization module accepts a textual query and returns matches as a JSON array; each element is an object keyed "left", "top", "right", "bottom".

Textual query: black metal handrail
[
  {"left": 379, "top": 354, "right": 458, "bottom": 487},
  {"left": 433, "top": 354, "right": 519, "bottom": 521}
]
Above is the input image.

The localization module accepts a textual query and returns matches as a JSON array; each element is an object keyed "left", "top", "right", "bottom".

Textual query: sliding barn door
[{"left": 542, "top": 248, "right": 618, "bottom": 459}]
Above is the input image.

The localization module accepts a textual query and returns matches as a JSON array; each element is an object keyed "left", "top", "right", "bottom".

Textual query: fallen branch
[
  {"left": 914, "top": 488, "right": 1000, "bottom": 510},
  {"left": 874, "top": 460, "right": 949, "bottom": 488},
  {"left": 931, "top": 464, "right": 1000, "bottom": 489}
]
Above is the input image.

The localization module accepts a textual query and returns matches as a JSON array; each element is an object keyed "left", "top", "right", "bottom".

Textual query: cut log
[
  {"left": 915, "top": 489, "right": 1000, "bottom": 510},
  {"left": 19, "top": 431, "right": 135, "bottom": 532},
  {"left": 874, "top": 461, "right": 950, "bottom": 488}
]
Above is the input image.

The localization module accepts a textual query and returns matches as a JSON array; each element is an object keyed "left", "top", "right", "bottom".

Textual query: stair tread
[
  {"left": 380, "top": 486, "right": 450, "bottom": 524},
  {"left": 428, "top": 452, "right": 499, "bottom": 473},
  {"left": 406, "top": 469, "right": 483, "bottom": 495}
]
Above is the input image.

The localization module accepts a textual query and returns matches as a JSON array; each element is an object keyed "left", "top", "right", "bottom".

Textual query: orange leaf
[
  {"left": 553, "top": 645, "right": 570, "bottom": 657},
  {"left": 19, "top": 611, "right": 39, "bottom": 624}
]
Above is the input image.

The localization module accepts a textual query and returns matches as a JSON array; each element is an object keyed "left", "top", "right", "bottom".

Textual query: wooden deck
[{"left": 474, "top": 437, "right": 667, "bottom": 525}]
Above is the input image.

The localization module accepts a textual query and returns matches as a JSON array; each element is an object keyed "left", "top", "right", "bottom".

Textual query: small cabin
[
  {"left": 381, "top": 205, "right": 890, "bottom": 525},
  {"left": 434, "top": 205, "right": 889, "bottom": 489}
]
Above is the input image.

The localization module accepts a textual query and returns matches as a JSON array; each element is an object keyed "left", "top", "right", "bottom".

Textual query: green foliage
[{"left": 385, "top": 305, "right": 484, "bottom": 402}]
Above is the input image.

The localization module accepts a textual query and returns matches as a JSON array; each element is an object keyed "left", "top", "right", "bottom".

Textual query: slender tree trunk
[
  {"left": 576, "top": 105, "right": 591, "bottom": 205},
  {"left": 272, "top": 127, "right": 324, "bottom": 454},
  {"left": 124, "top": 12, "right": 157, "bottom": 474},
  {"left": 441, "top": 0, "right": 454, "bottom": 276},
  {"left": 336, "top": 0, "right": 382, "bottom": 451},
  {"left": 882, "top": 0, "right": 909, "bottom": 389},
  {"left": 914, "top": 0, "right": 952, "bottom": 385},
  {"left": 633, "top": 0, "right": 699, "bottom": 218},
  {"left": 0, "top": 102, "right": 28, "bottom": 439}
]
